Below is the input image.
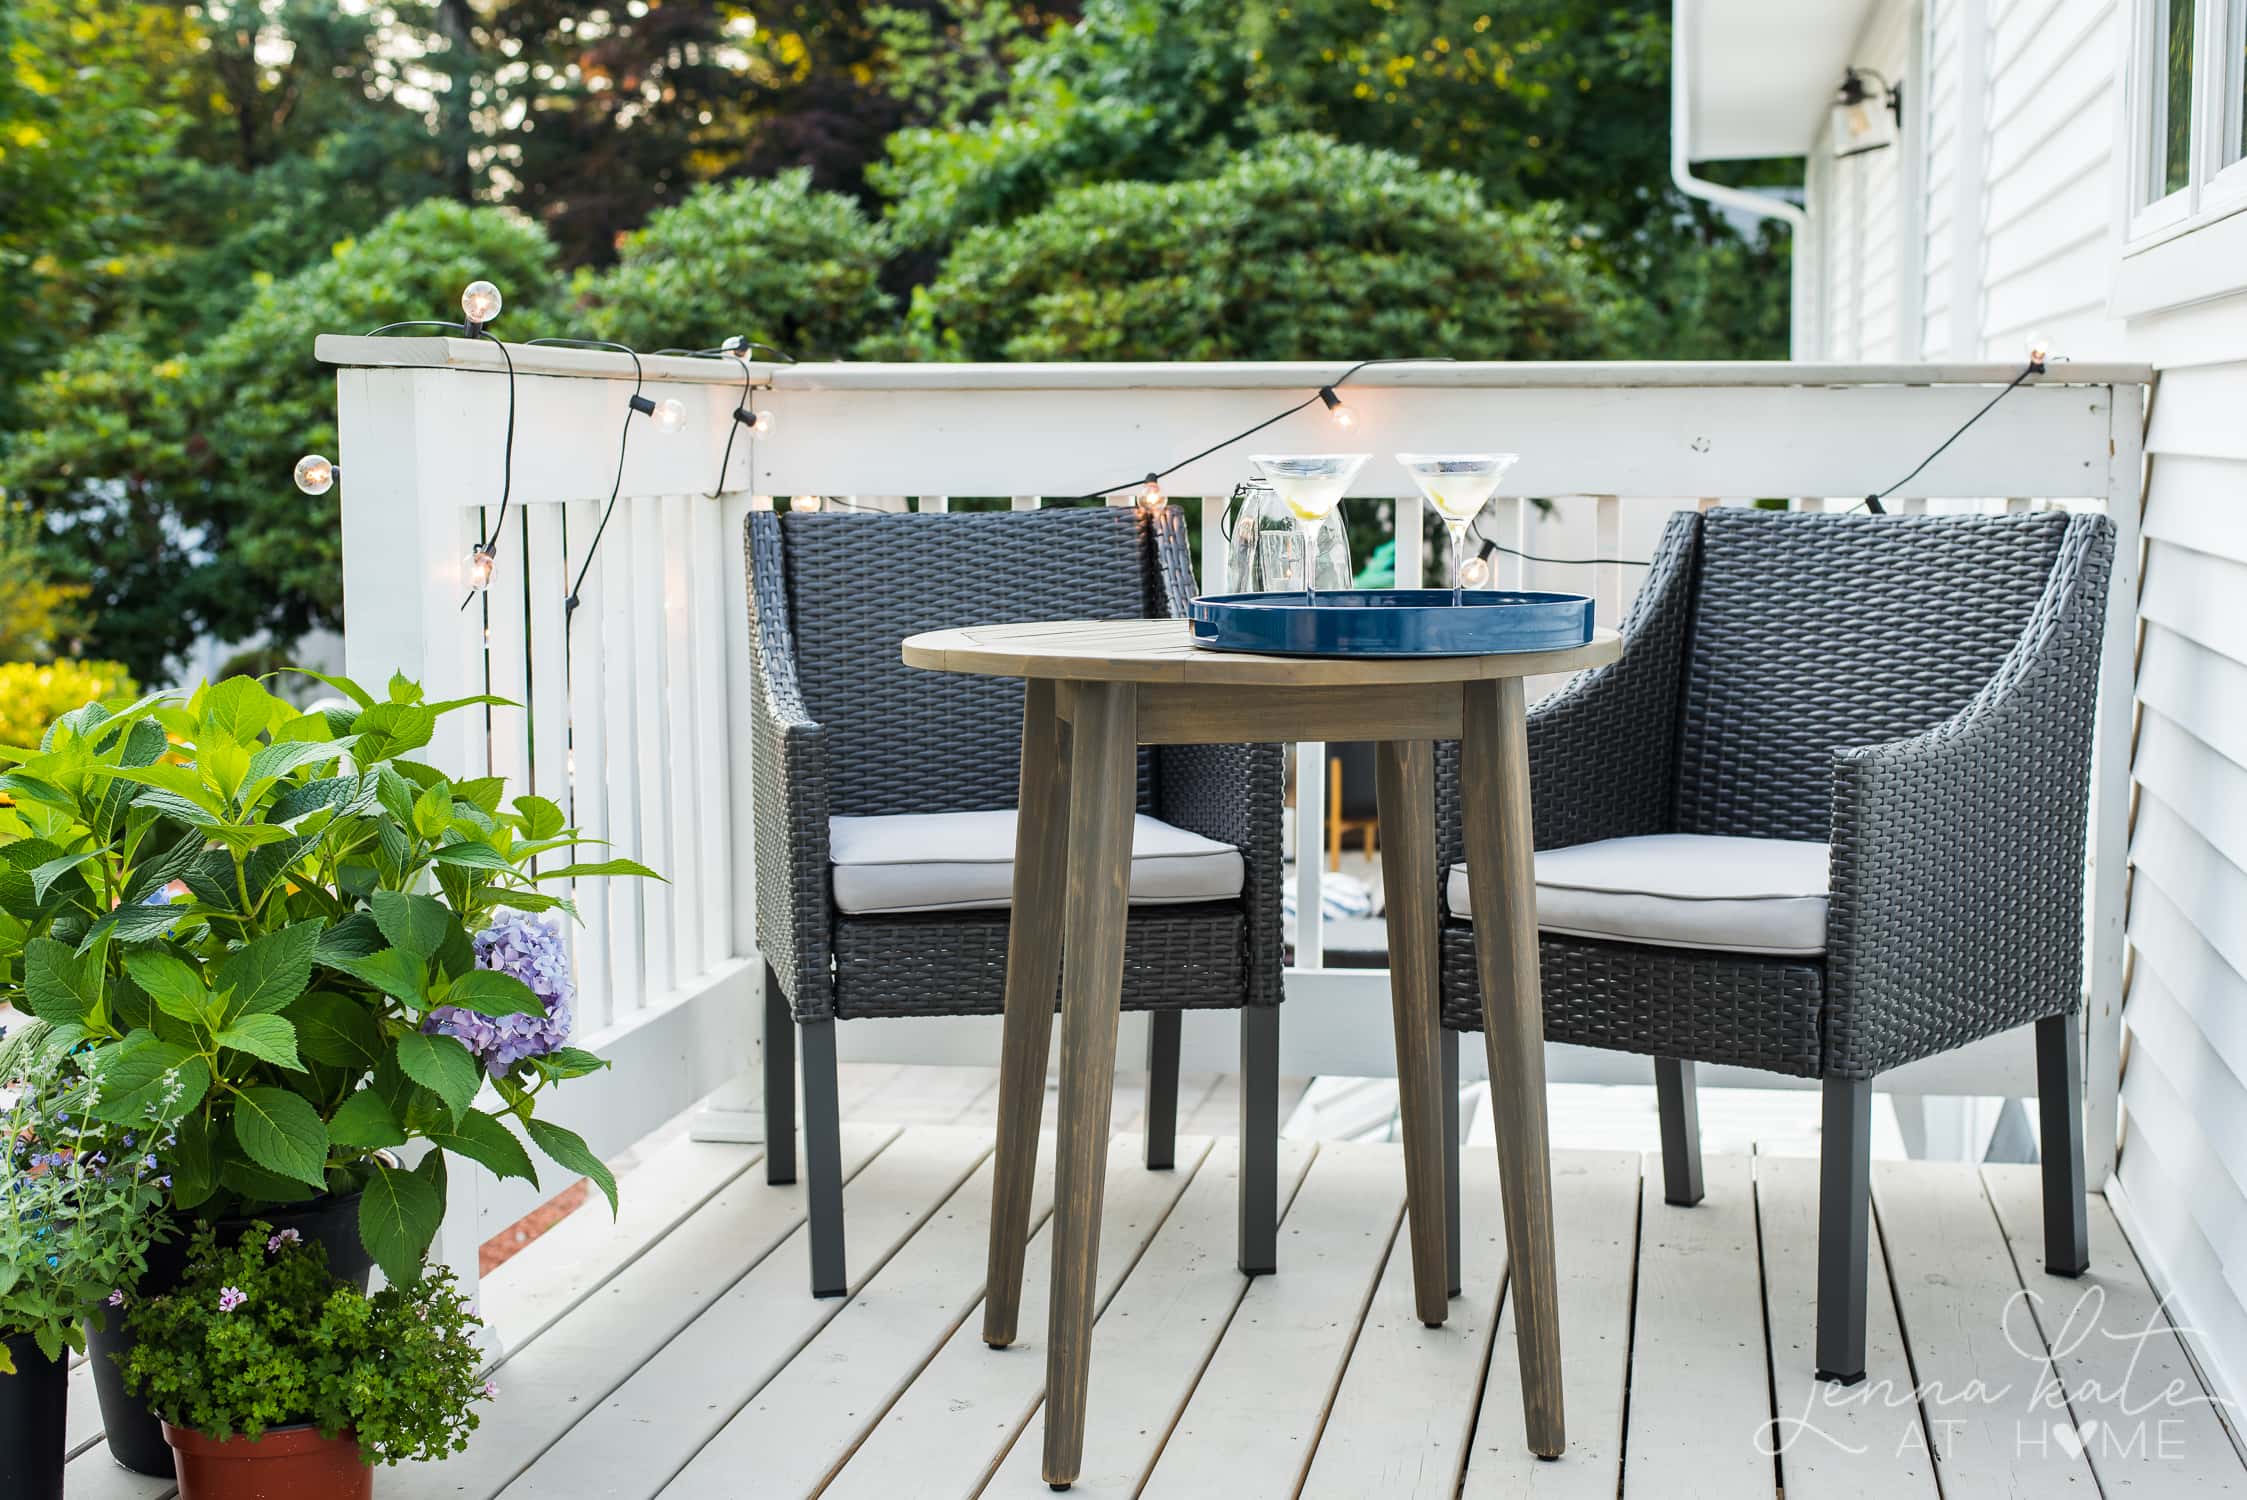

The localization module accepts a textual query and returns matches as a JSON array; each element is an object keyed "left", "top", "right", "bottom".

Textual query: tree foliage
[
  {"left": 0, "top": 203, "right": 561, "bottom": 679},
  {"left": 577, "top": 172, "right": 896, "bottom": 357},
  {"left": 889, "top": 135, "right": 1643, "bottom": 361}
]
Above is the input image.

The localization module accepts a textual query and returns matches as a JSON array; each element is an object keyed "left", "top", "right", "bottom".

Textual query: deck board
[
  {"left": 61, "top": 1085, "right": 2247, "bottom": 1500},
  {"left": 823, "top": 1137, "right": 1217, "bottom": 1500},
  {"left": 412, "top": 1123, "right": 898, "bottom": 1498},
  {"left": 1983, "top": 1162, "right": 2247, "bottom": 1494},
  {"left": 1460, "top": 1149, "right": 1642, "bottom": 1499},
  {"left": 1621, "top": 1151, "right": 1774, "bottom": 1498},
  {"left": 1872, "top": 1157, "right": 2098, "bottom": 1498},
  {"left": 1756, "top": 1152, "right": 1940, "bottom": 1499},
  {"left": 499, "top": 1127, "right": 990, "bottom": 1500},
  {"left": 979, "top": 1138, "right": 1322, "bottom": 1498},
  {"left": 1298, "top": 1147, "right": 1509, "bottom": 1499},
  {"left": 1143, "top": 1143, "right": 1406, "bottom": 1496}
]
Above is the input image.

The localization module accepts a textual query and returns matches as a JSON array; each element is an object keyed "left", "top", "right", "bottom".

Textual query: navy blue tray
[{"left": 1188, "top": 589, "right": 1595, "bottom": 657}]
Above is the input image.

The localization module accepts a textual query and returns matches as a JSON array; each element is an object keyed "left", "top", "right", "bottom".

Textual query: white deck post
[
  {"left": 335, "top": 364, "right": 495, "bottom": 1312},
  {"left": 2086, "top": 381, "right": 2145, "bottom": 1187}
]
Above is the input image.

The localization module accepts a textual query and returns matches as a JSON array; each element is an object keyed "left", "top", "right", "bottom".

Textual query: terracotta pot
[
  {"left": 164, "top": 1422, "right": 371, "bottom": 1500},
  {"left": 1, "top": 1332, "right": 69, "bottom": 1500},
  {"left": 89, "top": 1190, "right": 374, "bottom": 1475}
]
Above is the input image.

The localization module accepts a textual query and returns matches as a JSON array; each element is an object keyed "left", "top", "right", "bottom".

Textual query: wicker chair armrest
[
  {"left": 1822, "top": 512, "right": 2115, "bottom": 1078},
  {"left": 1156, "top": 742, "right": 1287, "bottom": 1007},
  {"left": 746, "top": 513, "right": 835, "bottom": 1021},
  {"left": 1436, "top": 511, "right": 1701, "bottom": 880}
]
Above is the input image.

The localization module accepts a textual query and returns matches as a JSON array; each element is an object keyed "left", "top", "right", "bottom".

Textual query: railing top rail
[{"left": 314, "top": 338, "right": 2154, "bottom": 391}]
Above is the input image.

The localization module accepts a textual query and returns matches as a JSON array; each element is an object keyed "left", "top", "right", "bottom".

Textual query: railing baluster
[
  {"left": 631, "top": 500, "right": 677, "bottom": 1004},
  {"left": 1593, "top": 494, "right": 1623, "bottom": 628},
  {"left": 659, "top": 495, "right": 703, "bottom": 982},
  {"left": 563, "top": 497, "right": 614, "bottom": 1034},
  {"left": 604, "top": 507, "right": 650, "bottom": 1014},
  {"left": 689, "top": 496, "right": 731, "bottom": 974}
]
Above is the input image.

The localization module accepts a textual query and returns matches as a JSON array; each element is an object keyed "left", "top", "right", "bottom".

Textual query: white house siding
[{"left": 1784, "top": 0, "right": 2247, "bottom": 1409}]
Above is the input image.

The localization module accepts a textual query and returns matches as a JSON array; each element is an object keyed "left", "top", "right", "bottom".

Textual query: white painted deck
[{"left": 63, "top": 1066, "right": 2245, "bottom": 1498}]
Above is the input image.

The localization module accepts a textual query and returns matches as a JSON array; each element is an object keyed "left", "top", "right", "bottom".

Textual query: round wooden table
[{"left": 903, "top": 616, "right": 1621, "bottom": 1488}]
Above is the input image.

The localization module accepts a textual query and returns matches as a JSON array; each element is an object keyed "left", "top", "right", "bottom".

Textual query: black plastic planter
[
  {"left": 1, "top": 1332, "right": 69, "bottom": 1500},
  {"left": 88, "top": 1191, "right": 374, "bottom": 1476}
]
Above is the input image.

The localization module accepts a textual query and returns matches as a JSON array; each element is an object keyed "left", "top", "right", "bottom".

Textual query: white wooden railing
[{"left": 318, "top": 342, "right": 2148, "bottom": 1319}]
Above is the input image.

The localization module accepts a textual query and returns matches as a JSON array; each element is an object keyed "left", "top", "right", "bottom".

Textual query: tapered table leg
[
  {"left": 984, "top": 679, "right": 1071, "bottom": 1349},
  {"left": 1043, "top": 681, "right": 1139, "bottom": 1490},
  {"left": 1460, "top": 678, "right": 1565, "bottom": 1459},
  {"left": 1376, "top": 738, "right": 1451, "bottom": 1326}
]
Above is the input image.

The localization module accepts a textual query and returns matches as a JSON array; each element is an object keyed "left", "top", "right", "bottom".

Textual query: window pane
[
  {"left": 2165, "top": 0, "right": 2196, "bottom": 196},
  {"left": 2234, "top": 0, "right": 2247, "bottom": 167}
]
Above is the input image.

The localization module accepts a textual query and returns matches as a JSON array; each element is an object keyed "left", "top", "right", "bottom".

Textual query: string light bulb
[
  {"left": 461, "top": 280, "right": 503, "bottom": 332},
  {"left": 792, "top": 496, "right": 825, "bottom": 513},
  {"left": 464, "top": 543, "right": 497, "bottom": 593},
  {"left": 1138, "top": 474, "right": 1166, "bottom": 509},
  {"left": 293, "top": 454, "right": 337, "bottom": 496},
  {"left": 1318, "top": 387, "right": 1356, "bottom": 430},
  {"left": 655, "top": 398, "right": 686, "bottom": 432},
  {"left": 1459, "top": 555, "right": 1491, "bottom": 588},
  {"left": 734, "top": 406, "right": 774, "bottom": 434},
  {"left": 2026, "top": 336, "right": 2050, "bottom": 373},
  {"left": 721, "top": 335, "right": 749, "bottom": 357}
]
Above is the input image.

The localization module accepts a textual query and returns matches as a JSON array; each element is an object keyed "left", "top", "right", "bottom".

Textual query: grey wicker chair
[
  {"left": 1434, "top": 506, "right": 2113, "bottom": 1384},
  {"left": 747, "top": 504, "right": 1287, "bottom": 1296}
]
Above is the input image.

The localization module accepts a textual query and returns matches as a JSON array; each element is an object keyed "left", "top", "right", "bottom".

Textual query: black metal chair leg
[
  {"left": 1816, "top": 1075, "right": 1873, "bottom": 1385},
  {"left": 764, "top": 968, "right": 797, "bottom": 1187},
  {"left": 1441, "top": 1026, "right": 1462, "bottom": 1297},
  {"left": 1238, "top": 1006, "right": 1279, "bottom": 1275},
  {"left": 2037, "top": 1013, "right": 2091, "bottom": 1277},
  {"left": 1146, "top": 1011, "right": 1181, "bottom": 1170},
  {"left": 1655, "top": 1057, "right": 1706, "bottom": 1207},
  {"left": 801, "top": 1017, "right": 847, "bottom": 1298}
]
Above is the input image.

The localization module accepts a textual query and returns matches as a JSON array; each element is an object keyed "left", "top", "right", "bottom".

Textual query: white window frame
[{"left": 2115, "top": 0, "right": 2247, "bottom": 312}]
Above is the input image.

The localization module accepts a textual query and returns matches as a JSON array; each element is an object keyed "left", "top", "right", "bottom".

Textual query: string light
[
  {"left": 1860, "top": 349, "right": 2049, "bottom": 514},
  {"left": 1459, "top": 555, "right": 1491, "bottom": 587},
  {"left": 293, "top": 454, "right": 337, "bottom": 496},
  {"left": 461, "top": 280, "right": 503, "bottom": 333},
  {"left": 735, "top": 406, "right": 775, "bottom": 434},
  {"left": 2026, "top": 335, "right": 2050, "bottom": 373},
  {"left": 1138, "top": 474, "right": 1166, "bottom": 509},
  {"left": 464, "top": 544, "right": 497, "bottom": 593},
  {"left": 792, "top": 496, "right": 825, "bottom": 513},
  {"left": 1318, "top": 387, "right": 1356, "bottom": 430}
]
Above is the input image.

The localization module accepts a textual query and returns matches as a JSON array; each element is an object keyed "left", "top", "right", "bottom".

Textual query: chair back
[
  {"left": 1674, "top": 508, "right": 2074, "bottom": 841},
  {"left": 771, "top": 506, "right": 1175, "bottom": 817}
]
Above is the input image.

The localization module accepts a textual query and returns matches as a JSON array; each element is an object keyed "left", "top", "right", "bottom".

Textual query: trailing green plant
[
  {"left": 0, "top": 1046, "right": 172, "bottom": 1371},
  {"left": 119, "top": 1220, "right": 490, "bottom": 1462},
  {"left": 0, "top": 671, "right": 656, "bottom": 1285}
]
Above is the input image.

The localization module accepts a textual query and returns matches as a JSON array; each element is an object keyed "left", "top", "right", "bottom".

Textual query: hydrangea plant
[
  {"left": 0, "top": 1047, "right": 172, "bottom": 1370},
  {"left": 0, "top": 672, "right": 658, "bottom": 1284},
  {"left": 119, "top": 1221, "right": 492, "bottom": 1463}
]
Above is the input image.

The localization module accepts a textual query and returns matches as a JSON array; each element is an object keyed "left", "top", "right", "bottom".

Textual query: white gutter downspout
[{"left": 1669, "top": 0, "right": 1808, "bottom": 231}]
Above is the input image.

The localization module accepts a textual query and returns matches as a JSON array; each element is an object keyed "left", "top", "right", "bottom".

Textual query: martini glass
[
  {"left": 1248, "top": 454, "right": 1368, "bottom": 605},
  {"left": 1398, "top": 452, "right": 1520, "bottom": 606}
]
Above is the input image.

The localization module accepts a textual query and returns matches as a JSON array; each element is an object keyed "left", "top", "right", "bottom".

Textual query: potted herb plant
[
  {"left": 0, "top": 1043, "right": 171, "bottom": 1500},
  {"left": 0, "top": 672, "right": 654, "bottom": 1472},
  {"left": 120, "top": 1221, "right": 492, "bottom": 1498}
]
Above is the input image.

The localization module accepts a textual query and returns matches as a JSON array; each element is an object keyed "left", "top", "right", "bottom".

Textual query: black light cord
[
  {"left": 709, "top": 358, "right": 757, "bottom": 499},
  {"left": 522, "top": 340, "right": 650, "bottom": 625},
  {"left": 1857, "top": 358, "right": 2041, "bottom": 513},
  {"left": 655, "top": 340, "right": 796, "bottom": 364},
  {"left": 1080, "top": 357, "right": 1453, "bottom": 502},
  {"left": 455, "top": 330, "right": 520, "bottom": 611}
]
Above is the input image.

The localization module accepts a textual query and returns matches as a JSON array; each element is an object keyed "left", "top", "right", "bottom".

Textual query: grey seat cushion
[
  {"left": 831, "top": 809, "right": 1244, "bottom": 915},
  {"left": 1447, "top": 834, "right": 1829, "bottom": 957}
]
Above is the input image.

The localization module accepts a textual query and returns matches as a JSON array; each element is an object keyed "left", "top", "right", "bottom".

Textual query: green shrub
[
  {"left": 888, "top": 134, "right": 1645, "bottom": 361},
  {"left": 0, "top": 202, "right": 561, "bottom": 681},
  {"left": 576, "top": 172, "right": 895, "bottom": 359},
  {"left": 0, "top": 660, "right": 137, "bottom": 752},
  {"left": 121, "top": 1222, "right": 488, "bottom": 1461},
  {"left": 0, "top": 672, "right": 653, "bottom": 1284}
]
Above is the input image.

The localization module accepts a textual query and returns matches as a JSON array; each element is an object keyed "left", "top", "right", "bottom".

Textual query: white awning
[{"left": 1676, "top": 0, "right": 1879, "bottom": 162}]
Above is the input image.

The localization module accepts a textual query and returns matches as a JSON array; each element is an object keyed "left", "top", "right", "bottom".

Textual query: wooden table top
[{"left": 902, "top": 617, "right": 1621, "bottom": 687}]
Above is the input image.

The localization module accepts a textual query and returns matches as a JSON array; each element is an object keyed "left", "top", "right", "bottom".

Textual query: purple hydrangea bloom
[{"left": 425, "top": 910, "right": 575, "bottom": 1075}]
